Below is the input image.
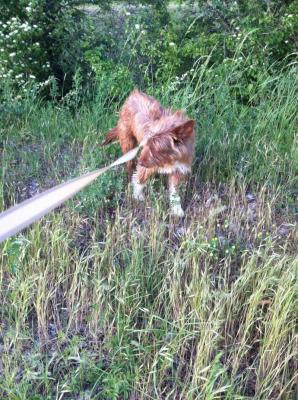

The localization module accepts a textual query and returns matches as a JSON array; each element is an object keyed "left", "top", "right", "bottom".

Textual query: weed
[{"left": 0, "top": 44, "right": 297, "bottom": 400}]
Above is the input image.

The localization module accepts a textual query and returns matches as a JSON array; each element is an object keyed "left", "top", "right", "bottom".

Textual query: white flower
[
  {"left": 169, "top": 42, "right": 175, "bottom": 46},
  {"left": 125, "top": 11, "right": 131, "bottom": 16},
  {"left": 0, "top": 48, "right": 4, "bottom": 52},
  {"left": 29, "top": 74, "right": 36, "bottom": 79},
  {"left": 135, "top": 24, "right": 140, "bottom": 29},
  {"left": 35, "top": 42, "right": 40, "bottom": 46},
  {"left": 9, "top": 52, "right": 16, "bottom": 57}
]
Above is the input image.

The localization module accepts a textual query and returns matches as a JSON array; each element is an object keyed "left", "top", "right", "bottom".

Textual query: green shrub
[
  {"left": 0, "top": 1, "right": 50, "bottom": 95},
  {"left": 0, "top": 0, "right": 95, "bottom": 99},
  {"left": 163, "top": 0, "right": 298, "bottom": 100},
  {"left": 85, "top": 49, "right": 134, "bottom": 101},
  {"left": 1, "top": 0, "right": 296, "bottom": 103}
]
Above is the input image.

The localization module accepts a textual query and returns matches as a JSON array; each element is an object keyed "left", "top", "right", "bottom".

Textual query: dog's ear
[{"left": 171, "top": 119, "right": 195, "bottom": 140}]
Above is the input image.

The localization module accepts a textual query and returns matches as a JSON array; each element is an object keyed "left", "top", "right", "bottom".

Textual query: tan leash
[{"left": 0, "top": 145, "right": 142, "bottom": 244}]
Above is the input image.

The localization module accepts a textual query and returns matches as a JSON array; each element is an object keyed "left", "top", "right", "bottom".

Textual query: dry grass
[{"left": 0, "top": 63, "right": 297, "bottom": 399}]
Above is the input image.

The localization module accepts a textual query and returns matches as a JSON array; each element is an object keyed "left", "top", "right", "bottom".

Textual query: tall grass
[{"left": 0, "top": 61, "right": 297, "bottom": 399}]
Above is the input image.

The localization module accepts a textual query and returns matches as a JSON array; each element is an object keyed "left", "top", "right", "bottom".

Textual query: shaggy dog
[{"left": 102, "top": 90, "right": 195, "bottom": 216}]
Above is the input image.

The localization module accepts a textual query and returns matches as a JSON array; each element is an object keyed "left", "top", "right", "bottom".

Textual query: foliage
[
  {"left": 85, "top": 50, "right": 134, "bottom": 101},
  {"left": 0, "top": 2, "right": 297, "bottom": 398},
  {"left": 83, "top": 0, "right": 298, "bottom": 104},
  {"left": 165, "top": 0, "right": 298, "bottom": 101},
  {"left": 0, "top": 0, "right": 94, "bottom": 98},
  {"left": 1, "top": 0, "right": 297, "bottom": 103},
  {"left": 0, "top": 1, "right": 50, "bottom": 94}
]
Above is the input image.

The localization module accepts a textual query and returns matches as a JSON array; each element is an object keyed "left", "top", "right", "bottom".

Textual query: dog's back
[{"left": 119, "top": 90, "right": 166, "bottom": 143}]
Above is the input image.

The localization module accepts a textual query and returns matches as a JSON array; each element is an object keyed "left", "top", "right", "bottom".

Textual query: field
[{"left": 0, "top": 2, "right": 297, "bottom": 400}]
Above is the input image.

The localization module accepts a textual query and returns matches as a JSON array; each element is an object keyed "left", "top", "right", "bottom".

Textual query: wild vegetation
[{"left": 0, "top": 1, "right": 297, "bottom": 399}]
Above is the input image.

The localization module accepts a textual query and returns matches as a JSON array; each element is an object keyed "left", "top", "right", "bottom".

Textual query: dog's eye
[{"left": 173, "top": 137, "right": 181, "bottom": 145}]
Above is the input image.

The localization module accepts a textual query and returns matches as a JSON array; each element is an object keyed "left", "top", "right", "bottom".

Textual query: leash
[{"left": 0, "top": 144, "right": 142, "bottom": 244}]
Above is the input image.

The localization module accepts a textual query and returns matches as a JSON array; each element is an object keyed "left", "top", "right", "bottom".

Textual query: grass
[{"left": 0, "top": 61, "right": 297, "bottom": 399}]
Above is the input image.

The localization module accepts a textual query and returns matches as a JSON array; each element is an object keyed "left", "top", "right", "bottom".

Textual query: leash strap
[{"left": 0, "top": 145, "right": 141, "bottom": 243}]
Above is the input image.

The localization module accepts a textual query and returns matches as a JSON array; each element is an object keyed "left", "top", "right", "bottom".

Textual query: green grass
[{"left": 0, "top": 63, "right": 297, "bottom": 399}]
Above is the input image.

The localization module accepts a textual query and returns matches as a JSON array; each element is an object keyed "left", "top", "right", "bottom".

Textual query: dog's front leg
[
  {"left": 168, "top": 173, "right": 185, "bottom": 217},
  {"left": 132, "top": 165, "right": 155, "bottom": 201}
]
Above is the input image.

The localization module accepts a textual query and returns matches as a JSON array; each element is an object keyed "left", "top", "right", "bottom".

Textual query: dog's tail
[{"left": 101, "top": 127, "right": 119, "bottom": 146}]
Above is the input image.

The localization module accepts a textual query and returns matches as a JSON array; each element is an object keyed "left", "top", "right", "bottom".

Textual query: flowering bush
[
  {"left": 0, "top": 1, "right": 50, "bottom": 96},
  {"left": 0, "top": 0, "right": 94, "bottom": 100}
]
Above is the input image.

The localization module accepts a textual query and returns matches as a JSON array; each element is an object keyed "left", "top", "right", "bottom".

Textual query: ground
[{"left": 0, "top": 3, "right": 297, "bottom": 399}]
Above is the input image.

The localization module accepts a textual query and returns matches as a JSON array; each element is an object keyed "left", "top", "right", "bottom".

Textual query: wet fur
[{"left": 102, "top": 90, "right": 195, "bottom": 216}]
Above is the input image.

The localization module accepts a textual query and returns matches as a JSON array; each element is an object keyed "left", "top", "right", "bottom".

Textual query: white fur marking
[
  {"left": 132, "top": 172, "right": 145, "bottom": 201},
  {"left": 169, "top": 187, "right": 184, "bottom": 217},
  {"left": 158, "top": 162, "right": 190, "bottom": 175}
]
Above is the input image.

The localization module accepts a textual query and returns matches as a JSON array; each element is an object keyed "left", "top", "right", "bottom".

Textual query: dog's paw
[
  {"left": 133, "top": 191, "right": 145, "bottom": 201},
  {"left": 132, "top": 176, "right": 145, "bottom": 201},
  {"left": 171, "top": 204, "right": 185, "bottom": 217}
]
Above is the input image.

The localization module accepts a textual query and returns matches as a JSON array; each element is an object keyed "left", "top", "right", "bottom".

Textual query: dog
[{"left": 102, "top": 90, "right": 195, "bottom": 216}]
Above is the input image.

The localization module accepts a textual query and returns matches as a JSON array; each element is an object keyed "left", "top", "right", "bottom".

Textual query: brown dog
[{"left": 102, "top": 90, "right": 195, "bottom": 216}]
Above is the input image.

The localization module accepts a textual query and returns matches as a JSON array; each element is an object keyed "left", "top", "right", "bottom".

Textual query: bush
[
  {"left": 85, "top": 50, "right": 134, "bottom": 101},
  {"left": 0, "top": 0, "right": 95, "bottom": 99},
  {"left": 163, "top": 0, "right": 298, "bottom": 100},
  {"left": 81, "top": 0, "right": 297, "bottom": 101},
  {"left": 0, "top": 0, "right": 296, "bottom": 104},
  {"left": 0, "top": 1, "right": 50, "bottom": 94}
]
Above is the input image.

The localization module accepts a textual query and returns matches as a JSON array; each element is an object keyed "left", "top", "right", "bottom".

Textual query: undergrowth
[{"left": 0, "top": 61, "right": 297, "bottom": 399}]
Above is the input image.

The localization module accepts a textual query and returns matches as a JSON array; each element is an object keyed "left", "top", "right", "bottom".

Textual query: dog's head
[{"left": 138, "top": 119, "right": 195, "bottom": 168}]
